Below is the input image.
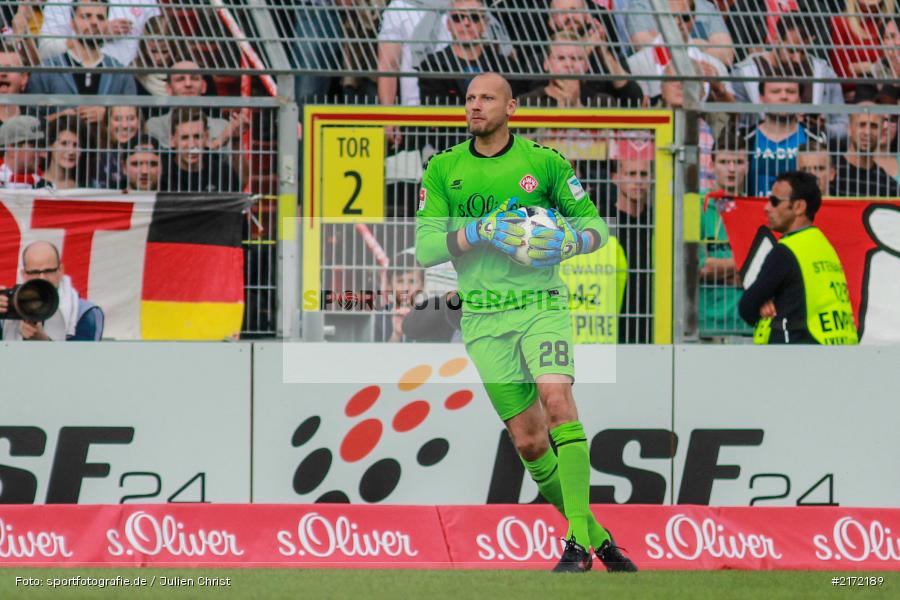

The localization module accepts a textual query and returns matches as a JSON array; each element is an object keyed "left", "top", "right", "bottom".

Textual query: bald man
[
  {"left": 0, "top": 241, "right": 104, "bottom": 341},
  {"left": 416, "top": 73, "right": 636, "bottom": 573}
]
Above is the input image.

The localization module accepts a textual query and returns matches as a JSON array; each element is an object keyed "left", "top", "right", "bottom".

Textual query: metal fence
[
  {"left": 4, "top": 1, "right": 899, "bottom": 87},
  {"left": 684, "top": 101, "right": 900, "bottom": 341},
  {"left": 0, "top": 94, "right": 283, "bottom": 337},
  {"left": 4, "top": 1, "right": 900, "bottom": 343},
  {"left": 302, "top": 102, "right": 673, "bottom": 344}
]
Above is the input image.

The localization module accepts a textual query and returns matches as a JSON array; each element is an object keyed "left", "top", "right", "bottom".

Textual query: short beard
[
  {"left": 81, "top": 36, "right": 102, "bottom": 50},
  {"left": 467, "top": 121, "right": 497, "bottom": 138}
]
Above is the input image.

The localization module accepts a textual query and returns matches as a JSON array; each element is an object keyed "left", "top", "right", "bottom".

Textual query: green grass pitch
[{"left": 0, "top": 569, "right": 895, "bottom": 599}]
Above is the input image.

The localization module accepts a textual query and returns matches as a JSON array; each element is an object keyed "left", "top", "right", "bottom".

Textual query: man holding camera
[{"left": 0, "top": 241, "right": 103, "bottom": 341}]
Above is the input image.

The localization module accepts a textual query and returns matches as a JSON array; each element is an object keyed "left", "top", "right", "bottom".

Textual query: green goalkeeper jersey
[{"left": 416, "top": 134, "right": 608, "bottom": 313}]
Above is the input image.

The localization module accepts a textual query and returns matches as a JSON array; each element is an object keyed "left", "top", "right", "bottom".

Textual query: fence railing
[
  {"left": 299, "top": 103, "right": 675, "bottom": 344},
  {"left": 0, "top": 94, "right": 286, "bottom": 338},
  {"left": 3, "top": 1, "right": 899, "bottom": 87},
  {"left": 4, "top": 0, "right": 900, "bottom": 342}
]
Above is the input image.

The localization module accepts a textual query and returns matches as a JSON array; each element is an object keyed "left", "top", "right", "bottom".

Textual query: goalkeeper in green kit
[{"left": 415, "top": 73, "right": 637, "bottom": 573}]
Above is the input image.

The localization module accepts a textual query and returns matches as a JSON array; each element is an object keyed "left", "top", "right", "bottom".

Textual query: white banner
[
  {"left": 672, "top": 346, "right": 900, "bottom": 507},
  {"left": 0, "top": 190, "right": 247, "bottom": 341},
  {"left": 0, "top": 190, "right": 155, "bottom": 340},
  {"left": 0, "top": 343, "right": 251, "bottom": 503}
]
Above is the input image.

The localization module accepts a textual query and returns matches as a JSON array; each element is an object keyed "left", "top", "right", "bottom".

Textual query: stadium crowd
[
  {"left": 0, "top": 0, "right": 898, "bottom": 342},
  {"left": 0, "top": 0, "right": 251, "bottom": 193},
  {"left": 0, "top": 0, "right": 897, "bottom": 194}
]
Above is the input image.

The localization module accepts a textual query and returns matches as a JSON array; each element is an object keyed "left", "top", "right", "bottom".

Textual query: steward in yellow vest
[
  {"left": 739, "top": 171, "right": 858, "bottom": 345},
  {"left": 559, "top": 236, "right": 627, "bottom": 344}
]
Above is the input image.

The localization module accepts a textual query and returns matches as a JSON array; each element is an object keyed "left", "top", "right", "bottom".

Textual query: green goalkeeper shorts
[{"left": 461, "top": 302, "right": 575, "bottom": 421}]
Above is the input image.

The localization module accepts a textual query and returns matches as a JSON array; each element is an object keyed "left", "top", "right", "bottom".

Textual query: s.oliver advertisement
[
  {"left": 0, "top": 343, "right": 250, "bottom": 504},
  {"left": 0, "top": 504, "right": 897, "bottom": 570}
]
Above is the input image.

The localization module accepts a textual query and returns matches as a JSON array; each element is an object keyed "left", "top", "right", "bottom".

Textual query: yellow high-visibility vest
[
  {"left": 559, "top": 236, "right": 627, "bottom": 344},
  {"left": 754, "top": 227, "right": 858, "bottom": 345}
]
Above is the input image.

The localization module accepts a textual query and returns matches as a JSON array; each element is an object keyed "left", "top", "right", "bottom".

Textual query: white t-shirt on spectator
[
  {"left": 626, "top": 35, "right": 733, "bottom": 99},
  {"left": 378, "top": 0, "right": 451, "bottom": 106},
  {"left": 625, "top": 0, "right": 729, "bottom": 43},
  {"left": 39, "top": 0, "right": 160, "bottom": 66}
]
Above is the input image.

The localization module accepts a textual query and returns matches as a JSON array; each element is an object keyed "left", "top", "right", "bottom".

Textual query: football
[{"left": 509, "top": 205, "right": 559, "bottom": 266}]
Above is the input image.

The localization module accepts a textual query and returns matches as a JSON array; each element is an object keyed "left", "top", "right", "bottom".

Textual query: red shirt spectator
[{"left": 829, "top": 0, "right": 893, "bottom": 96}]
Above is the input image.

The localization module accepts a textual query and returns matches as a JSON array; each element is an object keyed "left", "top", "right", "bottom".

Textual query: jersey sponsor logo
[
  {"left": 458, "top": 193, "right": 500, "bottom": 218},
  {"left": 418, "top": 188, "right": 427, "bottom": 211},
  {"left": 567, "top": 176, "right": 586, "bottom": 200},
  {"left": 519, "top": 175, "right": 539, "bottom": 194}
]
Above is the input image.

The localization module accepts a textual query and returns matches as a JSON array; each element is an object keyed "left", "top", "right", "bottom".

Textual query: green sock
[
  {"left": 522, "top": 447, "right": 611, "bottom": 550},
  {"left": 546, "top": 421, "right": 610, "bottom": 550}
]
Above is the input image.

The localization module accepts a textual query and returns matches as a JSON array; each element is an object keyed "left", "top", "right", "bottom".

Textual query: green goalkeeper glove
[
  {"left": 464, "top": 198, "right": 526, "bottom": 256},
  {"left": 527, "top": 208, "right": 594, "bottom": 267}
]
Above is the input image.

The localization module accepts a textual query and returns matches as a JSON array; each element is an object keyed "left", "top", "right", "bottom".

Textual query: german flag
[{"left": 141, "top": 194, "right": 248, "bottom": 340}]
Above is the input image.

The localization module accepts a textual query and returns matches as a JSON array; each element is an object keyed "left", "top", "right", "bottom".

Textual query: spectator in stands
[
  {"left": 626, "top": 0, "right": 731, "bottom": 99},
  {"left": 830, "top": 0, "right": 894, "bottom": 100},
  {"left": 546, "top": 0, "right": 643, "bottom": 105},
  {"left": 92, "top": 106, "right": 143, "bottom": 189},
  {"left": 417, "top": 0, "right": 518, "bottom": 105},
  {"left": 161, "top": 107, "right": 241, "bottom": 193},
  {"left": 131, "top": 15, "right": 176, "bottom": 98},
  {"left": 36, "top": 115, "right": 88, "bottom": 190},
  {"left": 873, "top": 86, "right": 900, "bottom": 180},
  {"left": 732, "top": 15, "right": 848, "bottom": 140},
  {"left": 0, "top": 241, "right": 104, "bottom": 341},
  {"left": 1, "top": 1, "right": 42, "bottom": 66},
  {"left": 0, "top": 115, "right": 44, "bottom": 188},
  {"left": 699, "top": 132, "right": 752, "bottom": 336},
  {"left": 338, "top": 0, "right": 383, "bottom": 101},
  {"left": 377, "top": 0, "right": 452, "bottom": 109},
  {"left": 797, "top": 140, "right": 837, "bottom": 195},
  {"left": 123, "top": 135, "right": 161, "bottom": 191},
  {"left": 291, "top": 1, "right": 352, "bottom": 104},
  {"left": 39, "top": 0, "right": 159, "bottom": 67},
  {"left": 714, "top": 0, "right": 768, "bottom": 63},
  {"left": 144, "top": 60, "right": 235, "bottom": 150},
  {"left": 25, "top": 0, "right": 137, "bottom": 125},
  {"left": 0, "top": 40, "right": 29, "bottom": 125},
  {"left": 626, "top": 0, "right": 735, "bottom": 66},
  {"left": 652, "top": 63, "right": 726, "bottom": 190},
  {"left": 375, "top": 253, "right": 425, "bottom": 342},
  {"left": 601, "top": 155, "right": 654, "bottom": 343},
  {"left": 519, "top": 31, "right": 619, "bottom": 107},
  {"left": 871, "top": 15, "right": 900, "bottom": 86},
  {"left": 745, "top": 79, "right": 825, "bottom": 196},
  {"left": 831, "top": 99, "right": 900, "bottom": 196}
]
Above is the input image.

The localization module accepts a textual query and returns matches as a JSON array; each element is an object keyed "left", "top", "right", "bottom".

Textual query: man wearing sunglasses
[
  {"left": 0, "top": 241, "right": 103, "bottom": 341},
  {"left": 738, "top": 171, "right": 858, "bottom": 345},
  {"left": 417, "top": 0, "right": 518, "bottom": 104}
]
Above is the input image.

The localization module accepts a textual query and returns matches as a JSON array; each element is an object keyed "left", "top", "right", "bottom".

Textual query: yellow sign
[
  {"left": 321, "top": 127, "right": 384, "bottom": 223},
  {"left": 303, "top": 107, "right": 674, "bottom": 343}
]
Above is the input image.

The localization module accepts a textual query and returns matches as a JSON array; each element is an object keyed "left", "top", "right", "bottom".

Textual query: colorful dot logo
[{"left": 292, "top": 357, "right": 475, "bottom": 503}]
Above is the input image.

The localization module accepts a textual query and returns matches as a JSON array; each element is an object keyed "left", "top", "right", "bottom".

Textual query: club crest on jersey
[
  {"left": 418, "top": 188, "right": 427, "bottom": 211},
  {"left": 519, "top": 174, "right": 539, "bottom": 193}
]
